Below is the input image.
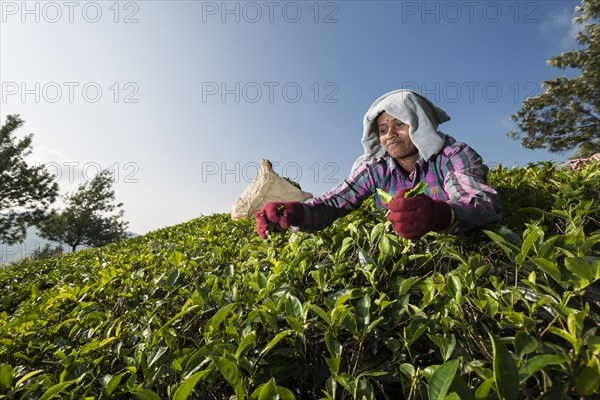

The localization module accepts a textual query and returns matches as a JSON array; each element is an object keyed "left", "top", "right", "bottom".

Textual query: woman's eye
[{"left": 394, "top": 121, "right": 404, "bottom": 129}]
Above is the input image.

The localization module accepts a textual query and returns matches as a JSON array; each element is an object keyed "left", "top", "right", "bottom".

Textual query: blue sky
[{"left": 0, "top": 0, "right": 584, "bottom": 239}]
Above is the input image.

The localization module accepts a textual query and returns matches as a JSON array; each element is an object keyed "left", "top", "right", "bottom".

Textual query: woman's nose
[{"left": 385, "top": 126, "right": 398, "bottom": 137}]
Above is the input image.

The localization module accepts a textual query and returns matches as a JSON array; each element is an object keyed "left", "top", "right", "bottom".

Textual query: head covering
[{"left": 352, "top": 89, "right": 451, "bottom": 171}]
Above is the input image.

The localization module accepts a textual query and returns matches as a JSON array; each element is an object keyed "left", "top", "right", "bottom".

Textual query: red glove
[
  {"left": 386, "top": 188, "right": 453, "bottom": 241},
  {"left": 255, "top": 201, "right": 305, "bottom": 239}
]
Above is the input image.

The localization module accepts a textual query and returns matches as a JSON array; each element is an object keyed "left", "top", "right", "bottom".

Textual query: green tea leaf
[
  {"left": 0, "top": 364, "right": 14, "bottom": 389},
  {"left": 366, "top": 316, "right": 384, "bottom": 335},
  {"left": 354, "top": 378, "right": 375, "bottom": 400},
  {"left": 148, "top": 346, "right": 168, "bottom": 367},
  {"left": 587, "top": 256, "right": 600, "bottom": 280},
  {"left": 399, "top": 363, "right": 415, "bottom": 379},
  {"left": 583, "top": 234, "right": 600, "bottom": 255},
  {"left": 474, "top": 377, "right": 495, "bottom": 400},
  {"left": 378, "top": 233, "right": 391, "bottom": 257},
  {"left": 376, "top": 188, "right": 393, "bottom": 204},
  {"left": 212, "top": 356, "right": 245, "bottom": 400},
  {"left": 236, "top": 331, "right": 257, "bottom": 361},
  {"left": 164, "top": 302, "right": 201, "bottom": 328},
  {"left": 428, "top": 359, "right": 459, "bottom": 400},
  {"left": 39, "top": 381, "right": 76, "bottom": 400},
  {"left": 275, "top": 385, "right": 296, "bottom": 400},
  {"left": 448, "top": 374, "right": 476, "bottom": 400},
  {"left": 250, "top": 378, "right": 296, "bottom": 400},
  {"left": 548, "top": 326, "right": 577, "bottom": 346},
  {"left": 564, "top": 257, "right": 593, "bottom": 283},
  {"left": 167, "top": 268, "right": 181, "bottom": 287},
  {"left": 532, "top": 258, "right": 564, "bottom": 287},
  {"left": 103, "top": 373, "right": 126, "bottom": 396},
  {"left": 519, "top": 354, "right": 566, "bottom": 382},
  {"left": 325, "top": 357, "right": 341, "bottom": 377},
  {"left": 258, "top": 378, "right": 278, "bottom": 400},
  {"left": 285, "top": 294, "right": 303, "bottom": 320},
  {"left": 489, "top": 331, "right": 519, "bottom": 400},
  {"left": 257, "top": 330, "right": 292, "bottom": 361},
  {"left": 515, "top": 332, "right": 538, "bottom": 360},
  {"left": 308, "top": 304, "right": 331, "bottom": 325},
  {"left": 325, "top": 332, "right": 342, "bottom": 359},
  {"left": 357, "top": 248, "right": 374, "bottom": 271},
  {"left": 484, "top": 230, "right": 520, "bottom": 260},
  {"left": 14, "top": 369, "right": 45, "bottom": 387},
  {"left": 172, "top": 369, "right": 212, "bottom": 400},
  {"left": 399, "top": 277, "right": 418, "bottom": 296},
  {"left": 130, "top": 389, "right": 162, "bottom": 400},
  {"left": 521, "top": 226, "right": 542, "bottom": 261},
  {"left": 356, "top": 294, "right": 371, "bottom": 334},
  {"left": 575, "top": 357, "right": 600, "bottom": 396},
  {"left": 291, "top": 251, "right": 312, "bottom": 270},
  {"left": 342, "top": 313, "right": 358, "bottom": 335},
  {"left": 309, "top": 269, "right": 325, "bottom": 288},
  {"left": 405, "top": 182, "right": 428, "bottom": 198},
  {"left": 204, "top": 303, "right": 235, "bottom": 337}
]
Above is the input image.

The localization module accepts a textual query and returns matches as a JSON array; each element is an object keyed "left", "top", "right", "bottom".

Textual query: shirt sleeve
[
  {"left": 300, "top": 162, "right": 378, "bottom": 231},
  {"left": 441, "top": 145, "right": 501, "bottom": 232}
]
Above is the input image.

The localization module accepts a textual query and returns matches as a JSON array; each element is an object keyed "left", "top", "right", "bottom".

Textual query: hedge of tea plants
[{"left": 0, "top": 162, "right": 599, "bottom": 399}]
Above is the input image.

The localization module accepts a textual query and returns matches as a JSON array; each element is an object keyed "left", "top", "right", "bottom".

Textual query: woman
[{"left": 256, "top": 89, "right": 500, "bottom": 240}]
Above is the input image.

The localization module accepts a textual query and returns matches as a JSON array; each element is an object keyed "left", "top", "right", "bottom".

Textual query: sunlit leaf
[
  {"left": 376, "top": 188, "right": 393, "bottom": 204},
  {"left": 204, "top": 303, "right": 235, "bottom": 337},
  {"left": 167, "top": 268, "right": 181, "bottom": 287},
  {"left": 285, "top": 294, "right": 302, "bottom": 320},
  {"left": 258, "top": 378, "right": 278, "bottom": 400},
  {"left": 39, "top": 381, "right": 75, "bottom": 400},
  {"left": 172, "top": 369, "right": 212, "bottom": 400},
  {"left": 211, "top": 356, "right": 245, "bottom": 400},
  {"left": 356, "top": 294, "right": 371, "bottom": 334},
  {"left": 428, "top": 359, "right": 459, "bottom": 400},
  {"left": 103, "top": 373, "right": 126, "bottom": 396},
  {"left": 405, "top": 182, "right": 428, "bottom": 198},
  {"left": 257, "top": 330, "right": 292, "bottom": 361},
  {"left": 519, "top": 354, "right": 566, "bottom": 382},
  {"left": 0, "top": 364, "right": 14, "bottom": 389},
  {"left": 14, "top": 369, "right": 45, "bottom": 387}
]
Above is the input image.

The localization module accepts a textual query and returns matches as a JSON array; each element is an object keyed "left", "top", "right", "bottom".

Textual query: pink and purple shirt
[{"left": 301, "top": 135, "right": 500, "bottom": 233}]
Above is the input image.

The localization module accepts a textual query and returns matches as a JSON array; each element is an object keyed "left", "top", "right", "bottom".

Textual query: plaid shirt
[{"left": 301, "top": 135, "right": 500, "bottom": 232}]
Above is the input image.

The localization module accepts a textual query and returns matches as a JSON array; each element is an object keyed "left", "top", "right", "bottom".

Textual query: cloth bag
[{"left": 231, "top": 159, "right": 313, "bottom": 220}]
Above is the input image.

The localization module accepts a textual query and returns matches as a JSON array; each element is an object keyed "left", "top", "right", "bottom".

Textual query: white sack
[{"left": 231, "top": 159, "right": 313, "bottom": 220}]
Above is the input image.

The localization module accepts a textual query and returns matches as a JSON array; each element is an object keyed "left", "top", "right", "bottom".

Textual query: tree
[
  {"left": 29, "top": 243, "right": 63, "bottom": 261},
  {"left": 509, "top": 0, "right": 600, "bottom": 157},
  {"left": 0, "top": 115, "right": 59, "bottom": 245},
  {"left": 37, "top": 170, "right": 129, "bottom": 252}
]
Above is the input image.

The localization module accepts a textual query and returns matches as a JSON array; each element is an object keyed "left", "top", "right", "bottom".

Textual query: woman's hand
[
  {"left": 386, "top": 188, "right": 453, "bottom": 240},
  {"left": 255, "top": 202, "right": 305, "bottom": 239}
]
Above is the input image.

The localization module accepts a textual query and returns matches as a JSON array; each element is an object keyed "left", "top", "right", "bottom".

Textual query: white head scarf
[{"left": 352, "top": 89, "right": 451, "bottom": 171}]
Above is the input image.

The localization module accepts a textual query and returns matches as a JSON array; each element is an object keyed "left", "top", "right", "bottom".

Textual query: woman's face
[{"left": 377, "top": 112, "right": 419, "bottom": 162}]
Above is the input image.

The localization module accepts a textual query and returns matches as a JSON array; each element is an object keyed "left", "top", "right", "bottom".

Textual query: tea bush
[{"left": 0, "top": 163, "right": 598, "bottom": 399}]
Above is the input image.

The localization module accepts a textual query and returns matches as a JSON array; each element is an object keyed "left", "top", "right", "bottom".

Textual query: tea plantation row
[{"left": 0, "top": 162, "right": 599, "bottom": 399}]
